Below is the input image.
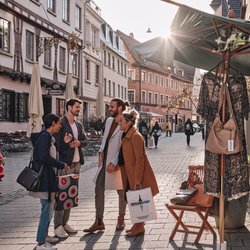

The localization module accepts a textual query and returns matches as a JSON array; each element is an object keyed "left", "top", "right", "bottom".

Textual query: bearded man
[{"left": 83, "top": 98, "right": 129, "bottom": 233}]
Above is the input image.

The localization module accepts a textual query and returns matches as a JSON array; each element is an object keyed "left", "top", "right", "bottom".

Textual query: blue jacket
[{"left": 32, "top": 131, "right": 65, "bottom": 193}]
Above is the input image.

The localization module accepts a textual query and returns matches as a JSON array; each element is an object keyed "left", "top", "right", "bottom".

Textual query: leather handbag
[
  {"left": 16, "top": 160, "right": 43, "bottom": 191},
  {"left": 205, "top": 86, "right": 242, "bottom": 155}
]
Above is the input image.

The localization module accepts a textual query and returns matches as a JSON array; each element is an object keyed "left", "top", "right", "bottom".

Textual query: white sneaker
[
  {"left": 54, "top": 225, "right": 68, "bottom": 239},
  {"left": 45, "top": 236, "right": 59, "bottom": 244},
  {"left": 64, "top": 223, "right": 78, "bottom": 234},
  {"left": 36, "top": 242, "right": 57, "bottom": 250}
]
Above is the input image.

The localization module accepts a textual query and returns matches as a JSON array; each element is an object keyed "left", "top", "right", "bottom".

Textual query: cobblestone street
[{"left": 1, "top": 133, "right": 250, "bottom": 249}]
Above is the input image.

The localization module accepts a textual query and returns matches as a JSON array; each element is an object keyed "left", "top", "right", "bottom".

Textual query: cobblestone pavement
[{"left": 1, "top": 133, "right": 250, "bottom": 249}]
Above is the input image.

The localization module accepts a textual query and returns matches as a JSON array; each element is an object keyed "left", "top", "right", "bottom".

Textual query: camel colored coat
[{"left": 121, "top": 127, "right": 159, "bottom": 196}]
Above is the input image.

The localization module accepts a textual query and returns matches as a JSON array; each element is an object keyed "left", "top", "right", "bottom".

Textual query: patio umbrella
[
  {"left": 65, "top": 73, "right": 74, "bottom": 101},
  {"left": 96, "top": 83, "right": 104, "bottom": 118},
  {"left": 27, "top": 63, "right": 44, "bottom": 137}
]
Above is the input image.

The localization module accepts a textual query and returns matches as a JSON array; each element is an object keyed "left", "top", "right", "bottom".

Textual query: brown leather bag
[{"left": 205, "top": 86, "right": 242, "bottom": 155}]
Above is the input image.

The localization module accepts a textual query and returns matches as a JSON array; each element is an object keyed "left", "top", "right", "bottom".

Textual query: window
[
  {"left": 0, "top": 18, "right": 10, "bottom": 53},
  {"left": 118, "top": 84, "right": 120, "bottom": 97},
  {"left": 165, "top": 96, "right": 169, "bottom": 104},
  {"left": 124, "top": 87, "right": 127, "bottom": 99},
  {"left": 103, "top": 50, "right": 106, "bottom": 65},
  {"left": 121, "top": 62, "right": 123, "bottom": 75},
  {"left": 86, "top": 59, "right": 90, "bottom": 81},
  {"left": 104, "top": 78, "right": 107, "bottom": 95},
  {"left": 92, "top": 27, "right": 97, "bottom": 47},
  {"left": 124, "top": 64, "right": 127, "bottom": 77},
  {"left": 141, "top": 71, "right": 146, "bottom": 82},
  {"left": 128, "top": 69, "right": 135, "bottom": 80},
  {"left": 117, "top": 59, "right": 120, "bottom": 73},
  {"left": 2, "top": 90, "right": 15, "bottom": 121},
  {"left": 95, "top": 64, "right": 100, "bottom": 84},
  {"left": 56, "top": 98, "right": 65, "bottom": 117},
  {"left": 26, "top": 30, "right": 34, "bottom": 61},
  {"left": 72, "top": 54, "right": 78, "bottom": 77},
  {"left": 112, "top": 82, "right": 115, "bottom": 97},
  {"left": 160, "top": 76, "right": 164, "bottom": 86},
  {"left": 171, "top": 79, "right": 174, "bottom": 88},
  {"left": 75, "top": 5, "right": 81, "bottom": 30},
  {"left": 148, "top": 92, "right": 152, "bottom": 104},
  {"left": 62, "top": 0, "right": 69, "bottom": 22},
  {"left": 166, "top": 78, "right": 169, "bottom": 87},
  {"left": 155, "top": 93, "right": 158, "bottom": 105},
  {"left": 44, "top": 38, "right": 52, "bottom": 67},
  {"left": 160, "top": 94, "right": 164, "bottom": 105},
  {"left": 128, "top": 90, "right": 135, "bottom": 103},
  {"left": 155, "top": 75, "right": 159, "bottom": 84},
  {"left": 112, "top": 56, "right": 115, "bottom": 70},
  {"left": 59, "top": 46, "right": 66, "bottom": 72},
  {"left": 47, "top": 0, "right": 55, "bottom": 13},
  {"left": 142, "top": 91, "right": 146, "bottom": 103},
  {"left": 121, "top": 86, "right": 123, "bottom": 99},
  {"left": 148, "top": 73, "right": 152, "bottom": 84},
  {"left": 108, "top": 80, "right": 111, "bottom": 96},
  {"left": 108, "top": 53, "right": 111, "bottom": 67}
]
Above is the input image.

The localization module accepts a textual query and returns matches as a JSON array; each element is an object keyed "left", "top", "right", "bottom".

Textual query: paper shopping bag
[
  {"left": 54, "top": 174, "right": 79, "bottom": 210},
  {"left": 126, "top": 187, "right": 157, "bottom": 224},
  {"left": 148, "top": 136, "right": 154, "bottom": 148}
]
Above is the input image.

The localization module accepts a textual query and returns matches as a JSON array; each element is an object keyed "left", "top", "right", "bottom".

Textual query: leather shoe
[
  {"left": 83, "top": 219, "right": 105, "bottom": 233},
  {"left": 125, "top": 223, "right": 145, "bottom": 237},
  {"left": 116, "top": 215, "right": 125, "bottom": 231}
]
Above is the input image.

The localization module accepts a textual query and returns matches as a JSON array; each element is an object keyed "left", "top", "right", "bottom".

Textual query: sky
[{"left": 94, "top": 0, "right": 213, "bottom": 42}]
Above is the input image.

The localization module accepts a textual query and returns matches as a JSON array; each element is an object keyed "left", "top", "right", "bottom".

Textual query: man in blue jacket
[{"left": 54, "top": 98, "right": 89, "bottom": 238}]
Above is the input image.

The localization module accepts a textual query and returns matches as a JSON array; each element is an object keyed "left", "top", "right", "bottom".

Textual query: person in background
[
  {"left": 165, "top": 120, "right": 172, "bottom": 137},
  {"left": 83, "top": 98, "right": 129, "bottom": 233},
  {"left": 184, "top": 118, "right": 194, "bottom": 146},
  {"left": 199, "top": 123, "right": 205, "bottom": 140},
  {"left": 151, "top": 121, "right": 161, "bottom": 149},
  {"left": 54, "top": 98, "right": 89, "bottom": 239},
  {"left": 118, "top": 109, "right": 159, "bottom": 237},
  {"left": 30, "top": 114, "right": 70, "bottom": 250},
  {"left": 138, "top": 118, "right": 149, "bottom": 147}
]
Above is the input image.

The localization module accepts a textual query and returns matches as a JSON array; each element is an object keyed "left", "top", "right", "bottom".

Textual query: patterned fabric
[
  {"left": 197, "top": 71, "right": 250, "bottom": 200},
  {"left": 54, "top": 174, "right": 79, "bottom": 210}
]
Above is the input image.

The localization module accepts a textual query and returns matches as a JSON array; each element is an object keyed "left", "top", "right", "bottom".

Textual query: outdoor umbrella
[
  {"left": 27, "top": 63, "right": 44, "bottom": 137},
  {"left": 65, "top": 73, "right": 74, "bottom": 101},
  {"left": 96, "top": 83, "right": 105, "bottom": 118}
]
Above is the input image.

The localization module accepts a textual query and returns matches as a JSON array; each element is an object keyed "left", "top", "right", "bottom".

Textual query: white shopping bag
[
  {"left": 126, "top": 187, "right": 157, "bottom": 224},
  {"left": 148, "top": 136, "right": 154, "bottom": 148}
]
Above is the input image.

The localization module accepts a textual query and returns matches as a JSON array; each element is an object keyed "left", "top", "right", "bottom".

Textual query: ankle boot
[
  {"left": 125, "top": 222, "right": 145, "bottom": 237},
  {"left": 83, "top": 218, "right": 105, "bottom": 233},
  {"left": 116, "top": 215, "right": 125, "bottom": 231}
]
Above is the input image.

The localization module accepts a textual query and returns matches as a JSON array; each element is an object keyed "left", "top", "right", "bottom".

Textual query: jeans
[
  {"left": 54, "top": 162, "right": 81, "bottom": 229},
  {"left": 37, "top": 199, "right": 54, "bottom": 244}
]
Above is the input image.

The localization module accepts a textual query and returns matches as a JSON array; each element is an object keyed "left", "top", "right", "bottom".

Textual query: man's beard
[
  {"left": 71, "top": 110, "right": 79, "bottom": 117},
  {"left": 111, "top": 109, "right": 119, "bottom": 118}
]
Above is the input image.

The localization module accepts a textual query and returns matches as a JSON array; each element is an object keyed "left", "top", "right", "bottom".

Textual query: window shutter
[{"left": 0, "top": 89, "right": 3, "bottom": 121}]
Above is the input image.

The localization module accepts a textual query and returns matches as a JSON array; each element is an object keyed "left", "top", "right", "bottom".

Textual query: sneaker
[
  {"left": 36, "top": 242, "right": 57, "bottom": 250},
  {"left": 54, "top": 225, "right": 68, "bottom": 239},
  {"left": 45, "top": 236, "right": 59, "bottom": 244},
  {"left": 64, "top": 223, "right": 78, "bottom": 234}
]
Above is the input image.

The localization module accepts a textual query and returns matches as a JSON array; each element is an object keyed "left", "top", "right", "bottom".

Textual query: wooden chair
[{"left": 166, "top": 165, "right": 217, "bottom": 244}]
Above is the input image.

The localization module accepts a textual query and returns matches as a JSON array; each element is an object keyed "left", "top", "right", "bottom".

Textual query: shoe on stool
[
  {"left": 64, "top": 223, "right": 78, "bottom": 234},
  {"left": 45, "top": 236, "right": 59, "bottom": 244},
  {"left": 83, "top": 219, "right": 105, "bottom": 233},
  {"left": 54, "top": 225, "right": 68, "bottom": 239},
  {"left": 36, "top": 242, "right": 57, "bottom": 250},
  {"left": 116, "top": 215, "right": 125, "bottom": 231}
]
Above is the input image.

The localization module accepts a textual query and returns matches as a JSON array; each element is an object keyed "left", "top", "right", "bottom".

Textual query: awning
[
  {"left": 160, "top": 0, "right": 250, "bottom": 75},
  {"left": 139, "top": 111, "right": 164, "bottom": 117}
]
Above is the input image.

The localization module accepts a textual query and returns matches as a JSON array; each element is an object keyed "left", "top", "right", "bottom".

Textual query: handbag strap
[{"left": 217, "top": 84, "right": 234, "bottom": 115}]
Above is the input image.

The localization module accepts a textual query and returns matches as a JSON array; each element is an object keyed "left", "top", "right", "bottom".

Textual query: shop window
[{"left": 56, "top": 98, "right": 65, "bottom": 117}]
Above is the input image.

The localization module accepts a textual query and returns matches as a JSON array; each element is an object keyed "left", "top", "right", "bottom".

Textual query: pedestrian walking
[
  {"left": 138, "top": 118, "right": 149, "bottom": 147},
  {"left": 118, "top": 109, "right": 159, "bottom": 237},
  {"left": 54, "top": 98, "right": 89, "bottom": 238},
  {"left": 30, "top": 113, "right": 70, "bottom": 250},
  {"left": 151, "top": 121, "right": 161, "bottom": 149},
  {"left": 184, "top": 118, "right": 194, "bottom": 146},
  {"left": 83, "top": 98, "right": 129, "bottom": 233},
  {"left": 165, "top": 120, "right": 172, "bottom": 137}
]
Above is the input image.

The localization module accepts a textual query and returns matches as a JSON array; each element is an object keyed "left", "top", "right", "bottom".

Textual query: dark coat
[
  {"left": 32, "top": 131, "right": 65, "bottom": 193},
  {"left": 138, "top": 120, "right": 148, "bottom": 136},
  {"left": 184, "top": 120, "right": 194, "bottom": 136},
  {"left": 55, "top": 116, "right": 89, "bottom": 166}
]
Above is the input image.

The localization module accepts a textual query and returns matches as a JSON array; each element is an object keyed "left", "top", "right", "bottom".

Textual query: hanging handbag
[
  {"left": 16, "top": 160, "right": 43, "bottom": 191},
  {"left": 54, "top": 174, "right": 79, "bottom": 210},
  {"left": 205, "top": 86, "right": 242, "bottom": 155}
]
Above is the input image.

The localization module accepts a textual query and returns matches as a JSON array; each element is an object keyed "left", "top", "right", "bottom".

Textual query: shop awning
[{"left": 159, "top": 0, "right": 250, "bottom": 75}]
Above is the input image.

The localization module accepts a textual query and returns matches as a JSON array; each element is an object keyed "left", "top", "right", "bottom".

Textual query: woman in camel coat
[{"left": 118, "top": 109, "right": 159, "bottom": 237}]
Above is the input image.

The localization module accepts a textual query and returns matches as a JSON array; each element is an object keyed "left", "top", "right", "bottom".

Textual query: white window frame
[
  {"left": 142, "top": 91, "right": 146, "bottom": 103},
  {"left": 128, "top": 89, "right": 135, "bottom": 103}
]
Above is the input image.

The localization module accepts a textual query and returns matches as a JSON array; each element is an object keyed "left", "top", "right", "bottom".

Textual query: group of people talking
[{"left": 32, "top": 97, "right": 159, "bottom": 250}]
